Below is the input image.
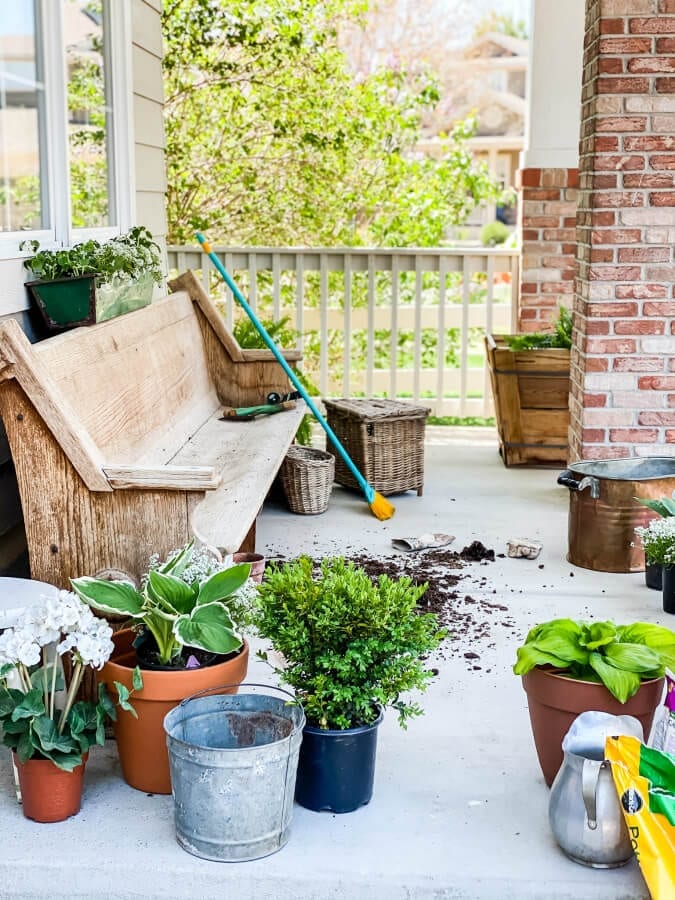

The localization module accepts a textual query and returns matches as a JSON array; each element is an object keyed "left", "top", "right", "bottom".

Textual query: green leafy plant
[
  {"left": 255, "top": 556, "right": 445, "bottom": 730},
  {"left": 636, "top": 492, "right": 675, "bottom": 519},
  {"left": 71, "top": 542, "right": 252, "bottom": 667},
  {"left": 480, "top": 221, "right": 510, "bottom": 247},
  {"left": 635, "top": 518, "right": 675, "bottom": 566},
  {"left": 505, "top": 306, "right": 573, "bottom": 351},
  {"left": 233, "top": 315, "right": 318, "bottom": 446},
  {"left": 20, "top": 226, "right": 163, "bottom": 286},
  {"left": 0, "top": 592, "right": 141, "bottom": 771},
  {"left": 513, "top": 618, "right": 675, "bottom": 703}
]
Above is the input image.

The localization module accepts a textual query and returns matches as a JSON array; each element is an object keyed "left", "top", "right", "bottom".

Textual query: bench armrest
[{"left": 103, "top": 464, "right": 221, "bottom": 491}]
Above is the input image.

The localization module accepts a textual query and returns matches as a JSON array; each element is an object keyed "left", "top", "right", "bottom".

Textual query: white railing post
[{"left": 166, "top": 244, "right": 519, "bottom": 419}]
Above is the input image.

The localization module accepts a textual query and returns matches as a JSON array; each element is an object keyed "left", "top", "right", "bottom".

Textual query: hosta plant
[
  {"left": 514, "top": 618, "right": 675, "bottom": 703},
  {"left": 255, "top": 556, "right": 445, "bottom": 730},
  {"left": 0, "top": 592, "right": 140, "bottom": 771},
  {"left": 71, "top": 542, "right": 252, "bottom": 667},
  {"left": 636, "top": 491, "right": 675, "bottom": 519}
]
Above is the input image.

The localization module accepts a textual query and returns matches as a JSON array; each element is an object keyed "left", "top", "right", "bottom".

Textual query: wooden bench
[{"left": 0, "top": 271, "right": 304, "bottom": 588}]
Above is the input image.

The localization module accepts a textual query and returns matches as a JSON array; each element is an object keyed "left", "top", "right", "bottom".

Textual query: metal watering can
[{"left": 548, "top": 711, "right": 643, "bottom": 868}]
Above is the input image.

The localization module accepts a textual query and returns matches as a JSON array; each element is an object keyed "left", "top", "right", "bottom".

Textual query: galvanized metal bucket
[{"left": 164, "top": 684, "right": 305, "bottom": 862}]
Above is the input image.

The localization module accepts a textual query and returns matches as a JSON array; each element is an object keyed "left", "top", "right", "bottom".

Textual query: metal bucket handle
[
  {"left": 178, "top": 682, "right": 297, "bottom": 709},
  {"left": 558, "top": 469, "right": 600, "bottom": 499}
]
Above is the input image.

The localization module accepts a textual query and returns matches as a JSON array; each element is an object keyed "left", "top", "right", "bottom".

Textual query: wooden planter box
[{"left": 485, "top": 334, "right": 570, "bottom": 468}]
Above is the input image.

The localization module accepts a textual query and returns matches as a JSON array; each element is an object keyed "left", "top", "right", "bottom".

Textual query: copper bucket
[{"left": 557, "top": 457, "right": 675, "bottom": 572}]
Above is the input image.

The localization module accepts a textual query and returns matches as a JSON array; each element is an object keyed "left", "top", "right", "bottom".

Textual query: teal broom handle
[{"left": 196, "top": 234, "right": 374, "bottom": 502}]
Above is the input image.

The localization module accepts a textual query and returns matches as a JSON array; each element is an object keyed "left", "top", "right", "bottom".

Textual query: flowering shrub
[
  {"left": 635, "top": 518, "right": 675, "bottom": 565},
  {"left": 0, "top": 592, "right": 139, "bottom": 771}
]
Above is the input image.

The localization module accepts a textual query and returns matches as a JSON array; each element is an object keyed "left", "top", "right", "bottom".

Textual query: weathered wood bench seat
[{"left": 0, "top": 271, "right": 303, "bottom": 587}]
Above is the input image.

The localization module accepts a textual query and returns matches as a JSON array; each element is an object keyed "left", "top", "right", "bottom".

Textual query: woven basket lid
[{"left": 322, "top": 397, "right": 430, "bottom": 421}]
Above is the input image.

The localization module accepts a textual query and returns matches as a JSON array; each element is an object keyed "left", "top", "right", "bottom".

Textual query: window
[
  {"left": 0, "top": 2, "right": 48, "bottom": 232},
  {"left": 0, "top": 0, "right": 131, "bottom": 250}
]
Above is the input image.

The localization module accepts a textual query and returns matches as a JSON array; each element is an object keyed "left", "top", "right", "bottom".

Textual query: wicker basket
[
  {"left": 322, "top": 398, "right": 430, "bottom": 496},
  {"left": 279, "top": 445, "right": 335, "bottom": 515}
]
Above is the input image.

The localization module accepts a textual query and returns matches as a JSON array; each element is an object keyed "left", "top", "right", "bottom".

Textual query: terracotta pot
[
  {"left": 99, "top": 629, "right": 249, "bottom": 794},
  {"left": 232, "top": 552, "right": 266, "bottom": 583},
  {"left": 522, "top": 667, "right": 664, "bottom": 787},
  {"left": 14, "top": 753, "right": 87, "bottom": 823}
]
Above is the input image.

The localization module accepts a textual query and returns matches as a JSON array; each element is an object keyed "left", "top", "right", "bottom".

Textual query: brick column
[
  {"left": 517, "top": 167, "right": 580, "bottom": 331},
  {"left": 570, "top": 0, "right": 675, "bottom": 461}
]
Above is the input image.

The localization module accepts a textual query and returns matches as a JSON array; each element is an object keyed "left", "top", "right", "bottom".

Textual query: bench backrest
[{"left": 33, "top": 291, "right": 219, "bottom": 465}]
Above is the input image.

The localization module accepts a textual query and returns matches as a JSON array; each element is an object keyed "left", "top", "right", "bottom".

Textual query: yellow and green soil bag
[{"left": 605, "top": 735, "right": 675, "bottom": 900}]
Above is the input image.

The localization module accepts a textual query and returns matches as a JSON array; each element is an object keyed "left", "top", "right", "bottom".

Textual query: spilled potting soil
[{"left": 267, "top": 541, "right": 516, "bottom": 673}]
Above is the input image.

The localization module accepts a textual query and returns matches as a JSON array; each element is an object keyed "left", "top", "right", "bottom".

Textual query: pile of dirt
[{"left": 266, "top": 543, "right": 516, "bottom": 671}]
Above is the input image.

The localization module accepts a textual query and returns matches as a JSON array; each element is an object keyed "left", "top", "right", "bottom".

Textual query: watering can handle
[
  {"left": 581, "top": 758, "right": 603, "bottom": 830},
  {"left": 178, "top": 682, "right": 297, "bottom": 708}
]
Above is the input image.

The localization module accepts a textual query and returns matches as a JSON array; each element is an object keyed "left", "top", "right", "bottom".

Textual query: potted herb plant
[
  {"left": 255, "top": 556, "right": 444, "bottom": 813},
  {"left": 20, "top": 226, "right": 162, "bottom": 332},
  {"left": 635, "top": 493, "right": 675, "bottom": 591},
  {"left": 0, "top": 591, "right": 138, "bottom": 822},
  {"left": 514, "top": 618, "right": 674, "bottom": 785},
  {"left": 485, "top": 306, "right": 572, "bottom": 467},
  {"left": 71, "top": 542, "right": 254, "bottom": 794}
]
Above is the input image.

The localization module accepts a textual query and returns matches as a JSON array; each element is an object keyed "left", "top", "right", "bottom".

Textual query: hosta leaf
[
  {"left": 530, "top": 630, "right": 589, "bottom": 666},
  {"left": 589, "top": 651, "right": 641, "bottom": 703},
  {"left": 523, "top": 618, "right": 582, "bottom": 645},
  {"left": 604, "top": 642, "right": 663, "bottom": 674},
  {"left": 71, "top": 577, "right": 144, "bottom": 617},
  {"left": 581, "top": 621, "right": 617, "bottom": 650},
  {"left": 16, "top": 730, "right": 34, "bottom": 763},
  {"left": 513, "top": 644, "right": 569, "bottom": 675},
  {"left": 174, "top": 602, "right": 243, "bottom": 655},
  {"left": 148, "top": 571, "right": 196, "bottom": 615},
  {"left": 159, "top": 540, "right": 194, "bottom": 576},
  {"left": 197, "top": 565, "right": 250, "bottom": 606},
  {"left": 617, "top": 623, "right": 675, "bottom": 669}
]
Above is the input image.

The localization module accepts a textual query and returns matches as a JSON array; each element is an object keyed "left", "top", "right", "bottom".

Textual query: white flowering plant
[
  {"left": 0, "top": 592, "right": 141, "bottom": 771},
  {"left": 71, "top": 542, "right": 254, "bottom": 668},
  {"left": 635, "top": 517, "right": 675, "bottom": 565}
]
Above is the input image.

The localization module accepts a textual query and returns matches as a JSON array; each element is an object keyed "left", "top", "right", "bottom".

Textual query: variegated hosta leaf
[{"left": 173, "top": 602, "right": 242, "bottom": 655}]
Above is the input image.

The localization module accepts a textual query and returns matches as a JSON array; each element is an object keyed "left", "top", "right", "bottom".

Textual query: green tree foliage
[
  {"left": 472, "top": 11, "right": 529, "bottom": 41},
  {"left": 162, "top": 0, "right": 505, "bottom": 246}
]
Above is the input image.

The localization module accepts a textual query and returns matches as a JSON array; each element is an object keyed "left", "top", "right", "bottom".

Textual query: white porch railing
[{"left": 167, "top": 245, "right": 520, "bottom": 417}]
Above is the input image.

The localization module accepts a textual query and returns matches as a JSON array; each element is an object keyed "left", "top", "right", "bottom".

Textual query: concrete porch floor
[{"left": 0, "top": 427, "right": 667, "bottom": 899}]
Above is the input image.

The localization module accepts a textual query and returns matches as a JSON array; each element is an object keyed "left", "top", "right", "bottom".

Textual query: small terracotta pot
[
  {"left": 233, "top": 552, "right": 266, "bottom": 583},
  {"left": 522, "top": 667, "right": 664, "bottom": 787},
  {"left": 99, "top": 629, "right": 249, "bottom": 794},
  {"left": 14, "top": 754, "right": 87, "bottom": 823}
]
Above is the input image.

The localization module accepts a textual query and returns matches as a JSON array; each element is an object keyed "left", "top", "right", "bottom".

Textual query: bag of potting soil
[
  {"left": 605, "top": 735, "right": 675, "bottom": 900},
  {"left": 651, "top": 670, "right": 675, "bottom": 756}
]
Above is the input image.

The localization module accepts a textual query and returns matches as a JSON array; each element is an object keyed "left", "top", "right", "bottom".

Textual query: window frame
[{"left": 0, "top": 0, "right": 134, "bottom": 259}]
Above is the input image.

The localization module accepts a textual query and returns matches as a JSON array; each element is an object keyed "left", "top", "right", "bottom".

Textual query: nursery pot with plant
[
  {"left": 514, "top": 618, "right": 673, "bottom": 786},
  {"left": 635, "top": 493, "right": 675, "bottom": 595},
  {"left": 72, "top": 542, "right": 252, "bottom": 794},
  {"left": 255, "top": 557, "right": 444, "bottom": 813},
  {"left": 0, "top": 591, "right": 137, "bottom": 822}
]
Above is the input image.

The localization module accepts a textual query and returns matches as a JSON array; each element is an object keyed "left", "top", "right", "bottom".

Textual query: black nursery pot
[
  {"left": 663, "top": 565, "right": 675, "bottom": 615},
  {"left": 645, "top": 561, "right": 663, "bottom": 591},
  {"left": 295, "top": 708, "right": 383, "bottom": 813}
]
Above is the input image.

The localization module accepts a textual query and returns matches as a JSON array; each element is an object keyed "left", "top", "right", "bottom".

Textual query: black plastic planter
[
  {"left": 645, "top": 561, "right": 663, "bottom": 591},
  {"left": 663, "top": 565, "right": 675, "bottom": 615},
  {"left": 26, "top": 275, "right": 97, "bottom": 332},
  {"left": 295, "top": 708, "right": 383, "bottom": 813}
]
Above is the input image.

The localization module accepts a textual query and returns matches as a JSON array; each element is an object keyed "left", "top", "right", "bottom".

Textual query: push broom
[{"left": 196, "top": 233, "right": 395, "bottom": 521}]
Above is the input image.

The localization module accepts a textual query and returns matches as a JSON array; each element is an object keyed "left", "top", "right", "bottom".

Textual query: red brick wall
[
  {"left": 517, "top": 168, "right": 580, "bottom": 332},
  {"left": 570, "top": 0, "right": 675, "bottom": 461}
]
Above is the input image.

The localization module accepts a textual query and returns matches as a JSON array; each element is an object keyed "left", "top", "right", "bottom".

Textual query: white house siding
[
  {"left": 132, "top": 0, "right": 168, "bottom": 247},
  {"left": 0, "top": 0, "right": 168, "bottom": 572}
]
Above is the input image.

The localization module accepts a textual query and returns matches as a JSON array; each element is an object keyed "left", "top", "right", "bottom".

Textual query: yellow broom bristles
[{"left": 370, "top": 492, "right": 395, "bottom": 521}]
